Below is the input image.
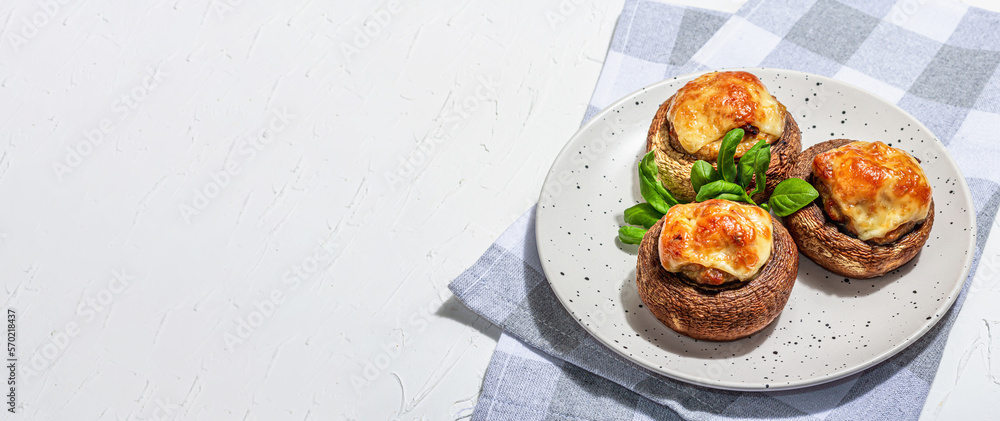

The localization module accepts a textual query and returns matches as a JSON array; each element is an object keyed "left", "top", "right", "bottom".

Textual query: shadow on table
[{"left": 435, "top": 295, "right": 503, "bottom": 343}]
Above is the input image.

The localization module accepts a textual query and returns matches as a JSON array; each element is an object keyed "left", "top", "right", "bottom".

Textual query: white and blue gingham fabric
[{"left": 450, "top": 0, "right": 1000, "bottom": 419}]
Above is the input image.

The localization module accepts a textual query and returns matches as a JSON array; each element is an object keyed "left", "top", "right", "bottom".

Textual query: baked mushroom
[
  {"left": 636, "top": 199, "right": 798, "bottom": 341},
  {"left": 646, "top": 71, "right": 801, "bottom": 203},
  {"left": 784, "top": 140, "right": 934, "bottom": 278}
]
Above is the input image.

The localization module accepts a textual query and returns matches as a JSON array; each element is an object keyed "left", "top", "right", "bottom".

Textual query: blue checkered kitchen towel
[{"left": 450, "top": 0, "right": 1000, "bottom": 419}]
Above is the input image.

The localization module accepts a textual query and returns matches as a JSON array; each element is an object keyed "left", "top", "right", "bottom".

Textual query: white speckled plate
[{"left": 535, "top": 68, "right": 976, "bottom": 391}]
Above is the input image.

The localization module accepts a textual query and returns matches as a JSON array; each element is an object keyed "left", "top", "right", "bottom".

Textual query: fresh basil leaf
[
  {"left": 737, "top": 140, "right": 768, "bottom": 191},
  {"left": 641, "top": 151, "right": 680, "bottom": 206},
  {"left": 638, "top": 151, "right": 679, "bottom": 212},
  {"left": 618, "top": 226, "right": 647, "bottom": 245},
  {"left": 735, "top": 143, "right": 756, "bottom": 188},
  {"left": 638, "top": 153, "right": 670, "bottom": 213},
  {"left": 658, "top": 184, "right": 683, "bottom": 205},
  {"left": 639, "top": 174, "right": 668, "bottom": 213},
  {"left": 751, "top": 143, "right": 771, "bottom": 196},
  {"left": 713, "top": 193, "right": 744, "bottom": 202},
  {"left": 768, "top": 178, "right": 820, "bottom": 217},
  {"left": 717, "top": 128, "right": 744, "bottom": 183},
  {"left": 695, "top": 180, "right": 746, "bottom": 202},
  {"left": 623, "top": 203, "right": 663, "bottom": 229},
  {"left": 696, "top": 179, "right": 758, "bottom": 205},
  {"left": 652, "top": 176, "right": 680, "bottom": 206},
  {"left": 639, "top": 150, "right": 657, "bottom": 181},
  {"left": 690, "top": 160, "right": 719, "bottom": 194}
]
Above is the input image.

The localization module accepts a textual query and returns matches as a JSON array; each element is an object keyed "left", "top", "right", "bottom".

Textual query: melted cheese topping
[
  {"left": 667, "top": 71, "right": 786, "bottom": 159},
  {"left": 812, "top": 141, "right": 932, "bottom": 242},
  {"left": 658, "top": 200, "right": 773, "bottom": 285}
]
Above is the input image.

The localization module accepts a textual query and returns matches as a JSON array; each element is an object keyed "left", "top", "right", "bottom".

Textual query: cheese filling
[
  {"left": 667, "top": 71, "right": 786, "bottom": 160},
  {"left": 658, "top": 200, "right": 773, "bottom": 286},
  {"left": 812, "top": 141, "right": 932, "bottom": 242}
]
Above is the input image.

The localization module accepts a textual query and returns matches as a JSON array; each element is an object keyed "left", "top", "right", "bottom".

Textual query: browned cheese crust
[
  {"left": 784, "top": 139, "right": 934, "bottom": 279},
  {"left": 635, "top": 215, "right": 798, "bottom": 341},
  {"left": 645, "top": 95, "right": 802, "bottom": 203}
]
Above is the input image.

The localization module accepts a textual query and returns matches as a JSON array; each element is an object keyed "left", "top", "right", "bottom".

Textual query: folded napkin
[{"left": 451, "top": 0, "right": 1000, "bottom": 419}]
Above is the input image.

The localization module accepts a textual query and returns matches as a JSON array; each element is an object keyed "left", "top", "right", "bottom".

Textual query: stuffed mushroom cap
[
  {"left": 784, "top": 139, "right": 934, "bottom": 278},
  {"left": 646, "top": 71, "right": 801, "bottom": 202},
  {"left": 636, "top": 199, "right": 798, "bottom": 341}
]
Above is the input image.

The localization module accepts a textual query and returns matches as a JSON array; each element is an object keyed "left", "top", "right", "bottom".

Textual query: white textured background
[{"left": 1, "top": 0, "right": 997, "bottom": 419}]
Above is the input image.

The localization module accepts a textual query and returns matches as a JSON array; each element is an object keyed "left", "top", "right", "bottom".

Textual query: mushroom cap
[
  {"left": 784, "top": 139, "right": 934, "bottom": 279},
  {"left": 646, "top": 95, "right": 802, "bottom": 203},
  {"left": 636, "top": 213, "right": 799, "bottom": 342}
]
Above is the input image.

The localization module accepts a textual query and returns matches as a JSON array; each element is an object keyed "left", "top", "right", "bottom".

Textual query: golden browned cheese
[
  {"left": 812, "top": 141, "right": 932, "bottom": 242},
  {"left": 666, "top": 71, "right": 786, "bottom": 160},
  {"left": 658, "top": 199, "right": 773, "bottom": 285}
]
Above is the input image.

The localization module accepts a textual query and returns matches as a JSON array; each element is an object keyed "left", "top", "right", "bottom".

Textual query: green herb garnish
[
  {"left": 717, "top": 128, "right": 743, "bottom": 183},
  {"left": 618, "top": 127, "right": 819, "bottom": 245},
  {"left": 617, "top": 226, "right": 648, "bottom": 245},
  {"left": 767, "top": 178, "right": 820, "bottom": 217},
  {"left": 695, "top": 179, "right": 755, "bottom": 205},
  {"left": 690, "top": 160, "right": 720, "bottom": 193},
  {"left": 639, "top": 150, "right": 679, "bottom": 213},
  {"left": 738, "top": 140, "right": 770, "bottom": 197},
  {"left": 623, "top": 203, "right": 663, "bottom": 229},
  {"left": 689, "top": 128, "right": 817, "bottom": 214},
  {"left": 617, "top": 150, "right": 684, "bottom": 244}
]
